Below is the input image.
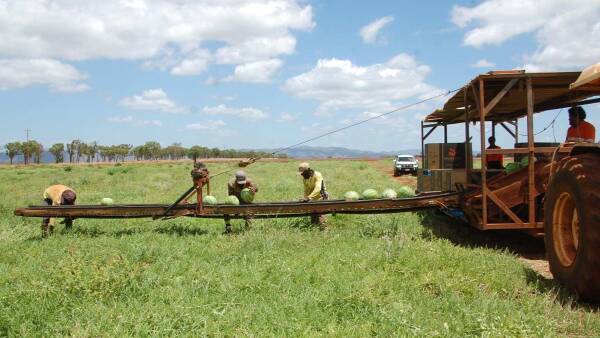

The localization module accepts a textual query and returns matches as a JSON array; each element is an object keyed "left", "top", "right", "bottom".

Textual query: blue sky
[{"left": 1, "top": 0, "right": 599, "bottom": 152}]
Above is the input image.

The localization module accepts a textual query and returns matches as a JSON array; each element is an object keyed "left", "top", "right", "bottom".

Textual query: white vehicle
[{"left": 393, "top": 155, "right": 418, "bottom": 176}]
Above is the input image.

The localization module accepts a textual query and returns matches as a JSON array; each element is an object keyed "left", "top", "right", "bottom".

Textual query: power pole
[{"left": 25, "top": 129, "right": 30, "bottom": 142}]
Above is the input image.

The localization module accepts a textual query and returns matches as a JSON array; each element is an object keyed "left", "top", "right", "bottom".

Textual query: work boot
[
  {"left": 224, "top": 224, "right": 233, "bottom": 235},
  {"left": 318, "top": 215, "right": 327, "bottom": 231},
  {"left": 244, "top": 217, "right": 253, "bottom": 230}
]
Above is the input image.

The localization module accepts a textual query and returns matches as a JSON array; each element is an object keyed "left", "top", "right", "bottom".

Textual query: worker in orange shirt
[
  {"left": 566, "top": 106, "right": 595, "bottom": 143},
  {"left": 485, "top": 136, "right": 503, "bottom": 170}
]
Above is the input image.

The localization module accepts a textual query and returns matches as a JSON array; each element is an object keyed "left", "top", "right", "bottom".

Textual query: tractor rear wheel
[{"left": 544, "top": 153, "right": 600, "bottom": 302}]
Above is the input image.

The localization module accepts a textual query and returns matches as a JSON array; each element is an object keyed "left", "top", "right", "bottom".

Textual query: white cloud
[
  {"left": 186, "top": 120, "right": 226, "bottom": 131},
  {"left": 202, "top": 104, "right": 268, "bottom": 120},
  {"left": 471, "top": 59, "right": 496, "bottom": 68},
  {"left": 120, "top": 89, "right": 188, "bottom": 114},
  {"left": 283, "top": 53, "right": 440, "bottom": 116},
  {"left": 0, "top": 59, "right": 87, "bottom": 92},
  {"left": 359, "top": 16, "right": 394, "bottom": 44},
  {"left": 0, "top": 0, "right": 314, "bottom": 85},
  {"left": 452, "top": 0, "right": 600, "bottom": 70},
  {"left": 223, "top": 59, "right": 283, "bottom": 83},
  {"left": 277, "top": 113, "right": 297, "bottom": 123},
  {"left": 108, "top": 115, "right": 162, "bottom": 127},
  {"left": 170, "top": 49, "right": 211, "bottom": 76}
]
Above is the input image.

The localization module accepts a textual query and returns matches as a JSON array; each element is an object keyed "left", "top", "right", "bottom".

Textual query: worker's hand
[{"left": 250, "top": 187, "right": 257, "bottom": 193}]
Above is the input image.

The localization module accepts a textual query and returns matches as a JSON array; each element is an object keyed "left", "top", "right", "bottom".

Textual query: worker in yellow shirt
[
  {"left": 298, "top": 162, "right": 329, "bottom": 229},
  {"left": 42, "top": 184, "right": 77, "bottom": 237}
]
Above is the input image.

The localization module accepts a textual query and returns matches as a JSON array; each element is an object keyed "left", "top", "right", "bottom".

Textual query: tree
[
  {"left": 144, "top": 141, "right": 162, "bottom": 160},
  {"left": 49, "top": 143, "right": 65, "bottom": 163},
  {"left": 4, "top": 142, "right": 21, "bottom": 164},
  {"left": 187, "top": 145, "right": 203, "bottom": 163},
  {"left": 32, "top": 141, "right": 43, "bottom": 164}
]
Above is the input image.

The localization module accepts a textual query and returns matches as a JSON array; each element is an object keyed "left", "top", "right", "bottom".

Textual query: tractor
[{"left": 419, "top": 62, "right": 600, "bottom": 301}]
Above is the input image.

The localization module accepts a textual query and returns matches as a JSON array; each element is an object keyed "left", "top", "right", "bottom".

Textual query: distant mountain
[{"left": 246, "top": 146, "right": 421, "bottom": 158}]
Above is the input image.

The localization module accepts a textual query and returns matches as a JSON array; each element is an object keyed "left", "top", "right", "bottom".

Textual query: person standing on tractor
[
  {"left": 566, "top": 106, "right": 595, "bottom": 143},
  {"left": 224, "top": 170, "right": 258, "bottom": 233},
  {"left": 41, "top": 184, "right": 77, "bottom": 237},
  {"left": 298, "top": 162, "right": 329, "bottom": 229},
  {"left": 485, "top": 136, "right": 504, "bottom": 170}
]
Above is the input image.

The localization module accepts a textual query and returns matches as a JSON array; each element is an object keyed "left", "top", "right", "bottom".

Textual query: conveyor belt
[{"left": 14, "top": 191, "right": 458, "bottom": 219}]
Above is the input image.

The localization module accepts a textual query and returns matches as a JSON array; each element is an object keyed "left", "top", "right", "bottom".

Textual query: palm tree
[
  {"left": 4, "top": 142, "right": 22, "bottom": 164},
  {"left": 49, "top": 143, "right": 65, "bottom": 163}
]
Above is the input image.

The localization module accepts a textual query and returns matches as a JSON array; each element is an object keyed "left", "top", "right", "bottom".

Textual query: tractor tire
[{"left": 544, "top": 153, "right": 600, "bottom": 302}]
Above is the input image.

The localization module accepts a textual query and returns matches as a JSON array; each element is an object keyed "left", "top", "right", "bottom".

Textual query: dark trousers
[{"left": 41, "top": 198, "right": 72, "bottom": 237}]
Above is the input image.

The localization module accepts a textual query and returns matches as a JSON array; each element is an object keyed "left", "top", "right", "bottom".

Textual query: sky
[{"left": 1, "top": 0, "right": 599, "bottom": 152}]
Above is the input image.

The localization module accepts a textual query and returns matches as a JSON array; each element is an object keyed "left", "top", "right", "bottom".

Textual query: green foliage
[{"left": 0, "top": 161, "right": 598, "bottom": 336}]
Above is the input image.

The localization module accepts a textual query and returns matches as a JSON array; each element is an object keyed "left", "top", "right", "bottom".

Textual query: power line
[{"left": 209, "top": 88, "right": 461, "bottom": 179}]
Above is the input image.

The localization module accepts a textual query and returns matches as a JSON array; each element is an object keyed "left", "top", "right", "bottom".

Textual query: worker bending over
[
  {"left": 485, "top": 136, "right": 503, "bottom": 170},
  {"left": 41, "top": 184, "right": 77, "bottom": 237},
  {"left": 224, "top": 170, "right": 258, "bottom": 233},
  {"left": 566, "top": 106, "right": 595, "bottom": 143},
  {"left": 298, "top": 162, "right": 329, "bottom": 229}
]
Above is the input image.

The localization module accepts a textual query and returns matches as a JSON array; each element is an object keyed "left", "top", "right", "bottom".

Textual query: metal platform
[{"left": 14, "top": 192, "right": 459, "bottom": 219}]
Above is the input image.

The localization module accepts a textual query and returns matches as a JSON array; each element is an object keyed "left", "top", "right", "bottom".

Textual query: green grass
[{"left": 0, "top": 160, "right": 598, "bottom": 336}]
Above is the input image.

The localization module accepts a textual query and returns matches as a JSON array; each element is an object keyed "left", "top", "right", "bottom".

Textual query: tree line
[{"left": 3, "top": 140, "right": 285, "bottom": 165}]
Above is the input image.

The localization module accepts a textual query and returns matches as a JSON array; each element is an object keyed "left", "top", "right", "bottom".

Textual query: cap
[
  {"left": 235, "top": 170, "right": 247, "bottom": 184},
  {"left": 298, "top": 162, "right": 310, "bottom": 174}
]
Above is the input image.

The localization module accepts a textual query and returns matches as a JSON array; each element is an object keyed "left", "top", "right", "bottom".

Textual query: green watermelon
[
  {"left": 381, "top": 188, "right": 397, "bottom": 199},
  {"left": 240, "top": 188, "right": 255, "bottom": 203},
  {"left": 344, "top": 191, "right": 360, "bottom": 201},
  {"left": 203, "top": 195, "right": 218, "bottom": 205},
  {"left": 397, "top": 186, "right": 415, "bottom": 197},
  {"left": 362, "top": 189, "right": 379, "bottom": 200},
  {"left": 100, "top": 197, "right": 114, "bottom": 206},
  {"left": 224, "top": 195, "right": 240, "bottom": 205},
  {"left": 519, "top": 156, "right": 529, "bottom": 167},
  {"left": 505, "top": 162, "right": 521, "bottom": 174}
]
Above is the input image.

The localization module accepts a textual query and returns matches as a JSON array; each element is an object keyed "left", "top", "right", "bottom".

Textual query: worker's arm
[
  {"left": 248, "top": 180, "right": 258, "bottom": 193},
  {"left": 307, "top": 174, "right": 323, "bottom": 200},
  {"left": 227, "top": 182, "right": 235, "bottom": 195}
]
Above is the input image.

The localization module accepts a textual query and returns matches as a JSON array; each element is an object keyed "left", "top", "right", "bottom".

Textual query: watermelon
[
  {"left": 100, "top": 197, "right": 114, "bottom": 206},
  {"left": 240, "top": 188, "right": 255, "bottom": 203},
  {"left": 505, "top": 162, "right": 521, "bottom": 174},
  {"left": 397, "top": 186, "right": 415, "bottom": 197},
  {"left": 519, "top": 156, "right": 529, "bottom": 167},
  {"left": 381, "top": 188, "right": 397, "bottom": 199},
  {"left": 362, "top": 189, "right": 379, "bottom": 200},
  {"left": 344, "top": 191, "right": 360, "bottom": 201},
  {"left": 203, "top": 195, "right": 218, "bottom": 205},
  {"left": 224, "top": 195, "right": 240, "bottom": 205}
]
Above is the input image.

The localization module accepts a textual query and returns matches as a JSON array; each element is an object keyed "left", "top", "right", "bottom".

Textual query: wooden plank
[
  {"left": 423, "top": 125, "right": 438, "bottom": 140},
  {"left": 479, "top": 78, "right": 488, "bottom": 227},
  {"left": 499, "top": 122, "right": 516, "bottom": 138},
  {"left": 483, "top": 222, "right": 542, "bottom": 230},
  {"left": 483, "top": 186, "right": 524, "bottom": 225},
  {"left": 485, "top": 147, "right": 570, "bottom": 155},
  {"left": 526, "top": 77, "right": 536, "bottom": 224},
  {"left": 483, "top": 78, "right": 519, "bottom": 116}
]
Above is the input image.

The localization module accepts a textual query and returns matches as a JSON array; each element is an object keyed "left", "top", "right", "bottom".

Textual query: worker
[
  {"left": 485, "top": 136, "right": 504, "bottom": 170},
  {"left": 566, "top": 106, "right": 595, "bottom": 143},
  {"left": 41, "top": 184, "right": 77, "bottom": 237},
  {"left": 298, "top": 162, "right": 329, "bottom": 229},
  {"left": 224, "top": 170, "right": 258, "bottom": 233}
]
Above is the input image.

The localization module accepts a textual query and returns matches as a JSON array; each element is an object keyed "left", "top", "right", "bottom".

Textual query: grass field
[{"left": 0, "top": 160, "right": 599, "bottom": 336}]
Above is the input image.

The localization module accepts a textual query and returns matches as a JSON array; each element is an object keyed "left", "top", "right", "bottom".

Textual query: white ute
[{"left": 393, "top": 155, "right": 418, "bottom": 176}]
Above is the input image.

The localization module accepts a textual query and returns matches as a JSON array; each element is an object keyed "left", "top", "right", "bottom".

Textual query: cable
[
  {"left": 208, "top": 87, "right": 461, "bottom": 179},
  {"left": 517, "top": 109, "right": 562, "bottom": 137}
]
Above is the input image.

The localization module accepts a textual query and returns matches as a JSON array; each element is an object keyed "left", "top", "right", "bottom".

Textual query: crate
[
  {"left": 442, "top": 143, "right": 472, "bottom": 169},
  {"left": 424, "top": 144, "right": 442, "bottom": 169},
  {"left": 417, "top": 169, "right": 440, "bottom": 192}
]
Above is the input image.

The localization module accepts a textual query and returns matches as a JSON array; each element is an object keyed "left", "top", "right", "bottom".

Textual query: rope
[{"left": 208, "top": 88, "right": 461, "bottom": 179}]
